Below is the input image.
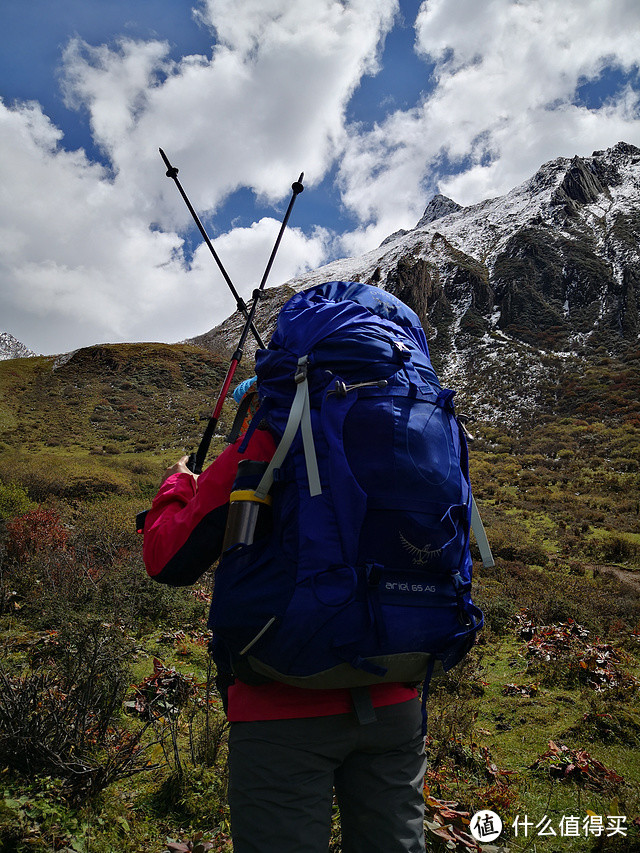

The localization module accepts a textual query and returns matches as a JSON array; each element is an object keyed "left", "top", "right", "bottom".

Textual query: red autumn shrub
[{"left": 5, "top": 506, "right": 68, "bottom": 563}]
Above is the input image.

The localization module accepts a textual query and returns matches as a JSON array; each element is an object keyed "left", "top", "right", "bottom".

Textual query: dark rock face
[
  {"left": 384, "top": 238, "right": 495, "bottom": 363},
  {"left": 550, "top": 144, "right": 639, "bottom": 215},
  {"left": 416, "top": 194, "right": 463, "bottom": 229},
  {"left": 384, "top": 257, "right": 438, "bottom": 333},
  {"left": 492, "top": 227, "right": 618, "bottom": 346},
  {"left": 610, "top": 211, "right": 640, "bottom": 339},
  {"left": 551, "top": 156, "right": 607, "bottom": 210}
]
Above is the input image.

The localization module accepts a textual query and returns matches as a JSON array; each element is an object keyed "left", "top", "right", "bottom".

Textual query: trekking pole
[
  {"left": 159, "top": 148, "right": 265, "bottom": 349},
  {"left": 186, "top": 172, "right": 304, "bottom": 474},
  {"left": 136, "top": 171, "right": 304, "bottom": 533}
]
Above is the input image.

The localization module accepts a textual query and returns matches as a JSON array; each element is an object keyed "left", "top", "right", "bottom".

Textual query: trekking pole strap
[
  {"left": 227, "top": 391, "right": 258, "bottom": 444},
  {"left": 470, "top": 496, "right": 495, "bottom": 568},
  {"left": 254, "top": 356, "right": 321, "bottom": 500}
]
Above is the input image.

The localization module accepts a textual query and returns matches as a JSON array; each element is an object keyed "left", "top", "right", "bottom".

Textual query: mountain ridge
[{"left": 192, "top": 141, "right": 640, "bottom": 426}]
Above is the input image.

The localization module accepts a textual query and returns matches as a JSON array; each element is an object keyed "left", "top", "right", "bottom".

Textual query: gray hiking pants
[{"left": 227, "top": 697, "right": 427, "bottom": 853}]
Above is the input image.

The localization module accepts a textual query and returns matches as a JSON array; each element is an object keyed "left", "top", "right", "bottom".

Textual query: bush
[
  {"left": 485, "top": 519, "right": 549, "bottom": 565},
  {"left": 95, "top": 559, "right": 207, "bottom": 633},
  {"left": 0, "top": 619, "right": 154, "bottom": 803},
  {"left": 474, "top": 579, "right": 516, "bottom": 636},
  {"left": 0, "top": 481, "right": 35, "bottom": 521},
  {"left": 587, "top": 530, "right": 640, "bottom": 564},
  {"left": 4, "top": 506, "right": 68, "bottom": 563}
]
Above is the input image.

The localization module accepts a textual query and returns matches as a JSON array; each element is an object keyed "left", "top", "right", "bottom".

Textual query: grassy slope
[
  {"left": 0, "top": 341, "right": 639, "bottom": 852},
  {"left": 0, "top": 344, "right": 257, "bottom": 501}
]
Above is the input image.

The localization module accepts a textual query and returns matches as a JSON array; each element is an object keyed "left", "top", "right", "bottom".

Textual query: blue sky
[{"left": 1, "top": 0, "right": 639, "bottom": 353}]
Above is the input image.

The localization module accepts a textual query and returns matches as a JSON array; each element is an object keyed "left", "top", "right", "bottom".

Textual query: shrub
[
  {"left": 1, "top": 506, "right": 89, "bottom": 616},
  {"left": 486, "top": 519, "right": 549, "bottom": 565},
  {"left": 0, "top": 619, "right": 155, "bottom": 803},
  {"left": 474, "top": 579, "right": 517, "bottom": 636},
  {"left": 4, "top": 506, "right": 68, "bottom": 563},
  {"left": 587, "top": 531, "right": 640, "bottom": 564},
  {"left": 70, "top": 497, "right": 140, "bottom": 575},
  {"left": 0, "top": 481, "right": 35, "bottom": 521},
  {"left": 88, "top": 554, "right": 207, "bottom": 633}
]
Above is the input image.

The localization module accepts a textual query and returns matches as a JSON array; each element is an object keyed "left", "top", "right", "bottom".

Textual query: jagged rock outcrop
[
  {"left": 415, "top": 194, "right": 462, "bottom": 229},
  {"left": 379, "top": 194, "right": 463, "bottom": 247},
  {"left": 551, "top": 155, "right": 608, "bottom": 210},
  {"left": 0, "top": 332, "right": 36, "bottom": 361}
]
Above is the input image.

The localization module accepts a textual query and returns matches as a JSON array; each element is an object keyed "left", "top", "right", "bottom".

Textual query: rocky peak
[
  {"left": 0, "top": 332, "right": 37, "bottom": 361},
  {"left": 416, "top": 194, "right": 462, "bottom": 229},
  {"left": 379, "top": 193, "right": 463, "bottom": 248},
  {"left": 548, "top": 142, "right": 640, "bottom": 216},
  {"left": 551, "top": 156, "right": 609, "bottom": 212}
]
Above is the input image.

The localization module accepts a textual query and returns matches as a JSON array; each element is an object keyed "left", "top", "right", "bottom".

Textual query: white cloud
[
  {"left": 0, "top": 0, "right": 397, "bottom": 352},
  {"left": 337, "top": 0, "right": 640, "bottom": 253},
  {"left": 0, "top": 97, "right": 328, "bottom": 353},
  {"left": 61, "top": 0, "right": 398, "bottom": 213},
  {"left": 3, "top": 0, "right": 640, "bottom": 353}
]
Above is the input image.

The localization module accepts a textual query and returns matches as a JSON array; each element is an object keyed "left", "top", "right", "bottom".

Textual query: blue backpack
[{"left": 209, "top": 281, "right": 485, "bottom": 692}]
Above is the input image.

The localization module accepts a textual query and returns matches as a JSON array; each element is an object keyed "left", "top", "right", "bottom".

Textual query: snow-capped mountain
[
  {"left": 195, "top": 141, "right": 640, "bottom": 424},
  {"left": 0, "top": 332, "right": 37, "bottom": 361},
  {"left": 286, "top": 141, "right": 639, "bottom": 346}
]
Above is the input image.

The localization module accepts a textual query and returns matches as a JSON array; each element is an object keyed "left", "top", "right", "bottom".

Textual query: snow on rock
[
  {"left": 0, "top": 332, "right": 37, "bottom": 361},
  {"left": 203, "top": 142, "right": 640, "bottom": 425}
]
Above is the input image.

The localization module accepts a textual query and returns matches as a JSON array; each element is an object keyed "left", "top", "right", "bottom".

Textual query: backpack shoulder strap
[
  {"left": 254, "top": 355, "right": 322, "bottom": 500},
  {"left": 227, "top": 391, "right": 258, "bottom": 444}
]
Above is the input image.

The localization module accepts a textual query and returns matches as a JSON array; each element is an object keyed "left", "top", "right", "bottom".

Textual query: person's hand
[{"left": 162, "top": 455, "right": 198, "bottom": 484}]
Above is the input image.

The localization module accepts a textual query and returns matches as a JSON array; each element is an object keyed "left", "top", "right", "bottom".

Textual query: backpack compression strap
[{"left": 254, "top": 355, "right": 322, "bottom": 500}]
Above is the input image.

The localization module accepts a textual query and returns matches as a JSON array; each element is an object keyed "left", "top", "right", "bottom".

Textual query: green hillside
[
  {"left": 0, "top": 343, "right": 256, "bottom": 504},
  {"left": 0, "top": 340, "right": 639, "bottom": 853}
]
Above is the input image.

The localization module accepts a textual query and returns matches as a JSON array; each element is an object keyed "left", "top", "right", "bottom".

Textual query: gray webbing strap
[
  {"left": 254, "top": 356, "right": 322, "bottom": 500},
  {"left": 471, "top": 496, "right": 495, "bottom": 568}
]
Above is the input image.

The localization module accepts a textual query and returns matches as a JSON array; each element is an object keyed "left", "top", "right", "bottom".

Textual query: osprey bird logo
[{"left": 399, "top": 532, "right": 443, "bottom": 565}]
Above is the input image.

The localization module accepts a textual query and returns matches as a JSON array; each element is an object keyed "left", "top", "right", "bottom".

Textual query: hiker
[
  {"left": 143, "top": 428, "right": 427, "bottom": 853},
  {"left": 144, "top": 281, "right": 483, "bottom": 853}
]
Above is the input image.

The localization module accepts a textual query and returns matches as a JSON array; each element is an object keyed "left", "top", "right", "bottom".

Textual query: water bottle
[{"left": 222, "top": 460, "right": 272, "bottom": 552}]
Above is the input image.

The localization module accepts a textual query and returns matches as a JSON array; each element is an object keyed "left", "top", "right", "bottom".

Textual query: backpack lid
[
  {"left": 267, "top": 280, "right": 430, "bottom": 355},
  {"left": 255, "top": 281, "right": 440, "bottom": 393}
]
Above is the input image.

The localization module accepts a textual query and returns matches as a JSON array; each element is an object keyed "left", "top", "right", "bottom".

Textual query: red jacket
[
  {"left": 143, "top": 430, "right": 417, "bottom": 720},
  {"left": 144, "top": 431, "right": 276, "bottom": 586}
]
